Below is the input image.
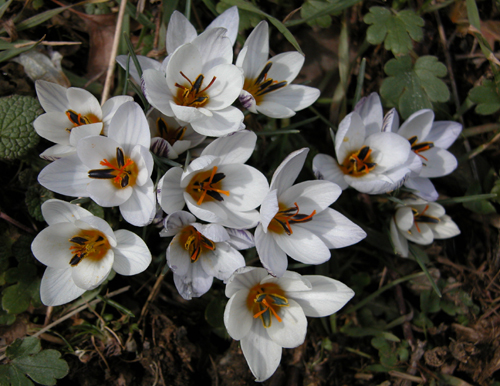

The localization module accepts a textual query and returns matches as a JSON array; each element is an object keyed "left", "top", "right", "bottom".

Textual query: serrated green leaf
[
  {"left": 25, "top": 185, "right": 54, "bottom": 223},
  {"left": 301, "top": 0, "right": 333, "bottom": 28},
  {"left": 2, "top": 277, "right": 40, "bottom": 314},
  {"left": 18, "top": 169, "right": 36, "bottom": 188},
  {"left": 0, "top": 95, "right": 42, "bottom": 160},
  {"left": 0, "top": 364, "right": 33, "bottom": 386},
  {"left": 6, "top": 337, "right": 41, "bottom": 360},
  {"left": 468, "top": 80, "right": 500, "bottom": 115},
  {"left": 0, "top": 309, "right": 16, "bottom": 325},
  {"left": 5, "top": 264, "right": 37, "bottom": 284},
  {"left": 364, "top": 7, "right": 424, "bottom": 55},
  {"left": 12, "top": 235, "right": 36, "bottom": 265},
  {"left": 381, "top": 55, "right": 450, "bottom": 119},
  {"left": 12, "top": 350, "right": 69, "bottom": 386}
]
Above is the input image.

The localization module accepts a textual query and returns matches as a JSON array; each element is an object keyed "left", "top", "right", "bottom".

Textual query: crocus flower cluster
[{"left": 29, "top": 8, "right": 462, "bottom": 383}]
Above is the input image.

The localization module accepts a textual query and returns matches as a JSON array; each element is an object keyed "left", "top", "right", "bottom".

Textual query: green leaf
[
  {"left": 12, "top": 350, "right": 69, "bottom": 385},
  {"left": 12, "top": 235, "right": 35, "bottom": 265},
  {"left": 410, "top": 244, "right": 442, "bottom": 298},
  {"left": 6, "top": 337, "right": 41, "bottom": 359},
  {"left": 25, "top": 184, "right": 54, "bottom": 223},
  {"left": 0, "top": 95, "right": 42, "bottom": 160},
  {"left": 364, "top": 7, "right": 424, "bottom": 55},
  {"left": 300, "top": 0, "right": 335, "bottom": 28},
  {"left": 468, "top": 80, "right": 500, "bottom": 115},
  {"left": 2, "top": 265, "right": 40, "bottom": 314},
  {"left": 0, "top": 309, "right": 16, "bottom": 325},
  {"left": 463, "top": 182, "right": 497, "bottom": 214},
  {"left": 205, "top": 295, "right": 230, "bottom": 339},
  {"left": 216, "top": 1, "right": 261, "bottom": 31},
  {"left": 0, "top": 40, "right": 42, "bottom": 64},
  {"left": 381, "top": 55, "right": 450, "bottom": 119},
  {"left": 0, "top": 365, "right": 33, "bottom": 386}
]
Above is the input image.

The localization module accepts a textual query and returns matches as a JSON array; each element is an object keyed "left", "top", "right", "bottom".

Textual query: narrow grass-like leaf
[
  {"left": 285, "top": 0, "right": 362, "bottom": 27},
  {"left": 465, "top": 0, "right": 481, "bottom": 30},
  {"left": 0, "top": 39, "right": 42, "bottom": 64},
  {"left": 437, "top": 193, "right": 498, "bottom": 205},
  {"left": 410, "top": 244, "right": 441, "bottom": 298},
  {"left": 201, "top": 0, "right": 218, "bottom": 17},
  {"left": 124, "top": 33, "right": 143, "bottom": 79},
  {"left": 353, "top": 58, "right": 367, "bottom": 106},
  {"left": 0, "top": 0, "right": 13, "bottom": 21},
  {"left": 97, "top": 296, "right": 135, "bottom": 317},
  {"left": 309, "top": 106, "right": 336, "bottom": 130},
  {"left": 125, "top": 1, "right": 155, "bottom": 29},
  {"left": 258, "top": 129, "right": 300, "bottom": 136}
]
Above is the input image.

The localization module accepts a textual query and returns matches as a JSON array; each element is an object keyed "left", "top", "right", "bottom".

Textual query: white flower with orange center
[
  {"left": 256, "top": 148, "right": 366, "bottom": 277},
  {"left": 116, "top": 7, "right": 239, "bottom": 84},
  {"left": 38, "top": 101, "right": 156, "bottom": 227},
  {"left": 313, "top": 94, "right": 419, "bottom": 195},
  {"left": 236, "top": 21, "right": 320, "bottom": 119},
  {"left": 142, "top": 27, "right": 244, "bottom": 137},
  {"left": 33, "top": 80, "right": 133, "bottom": 160},
  {"left": 224, "top": 267, "right": 354, "bottom": 382},
  {"left": 161, "top": 211, "right": 248, "bottom": 299},
  {"left": 147, "top": 108, "right": 205, "bottom": 159},
  {"left": 388, "top": 109, "right": 462, "bottom": 201},
  {"left": 158, "top": 131, "right": 269, "bottom": 229},
  {"left": 31, "top": 199, "right": 151, "bottom": 306},
  {"left": 390, "top": 198, "right": 460, "bottom": 257}
]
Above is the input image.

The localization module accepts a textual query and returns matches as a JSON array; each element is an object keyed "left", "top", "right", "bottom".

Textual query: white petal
[
  {"left": 390, "top": 217, "right": 409, "bottom": 257},
  {"left": 201, "top": 130, "right": 256, "bottom": 164},
  {"left": 190, "top": 107, "right": 244, "bottom": 137},
  {"left": 71, "top": 248, "right": 114, "bottom": 290},
  {"left": 279, "top": 180, "right": 341, "bottom": 214},
  {"left": 35, "top": 80, "right": 68, "bottom": 113},
  {"left": 200, "top": 242, "right": 245, "bottom": 281},
  {"left": 288, "top": 276, "right": 355, "bottom": 317},
  {"left": 381, "top": 108, "right": 400, "bottom": 133},
  {"left": 166, "top": 43, "right": 203, "bottom": 95},
  {"left": 41, "top": 198, "right": 92, "bottom": 225},
  {"left": 33, "top": 112, "right": 71, "bottom": 145},
  {"left": 116, "top": 55, "right": 161, "bottom": 84},
  {"left": 255, "top": 226, "right": 289, "bottom": 277},
  {"left": 354, "top": 92, "right": 383, "bottom": 136},
  {"left": 256, "top": 100, "right": 296, "bottom": 119},
  {"left": 159, "top": 167, "right": 185, "bottom": 214},
  {"left": 274, "top": 227, "right": 331, "bottom": 265},
  {"left": 267, "top": 52, "right": 304, "bottom": 84},
  {"left": 404, "top": 177, "right": 438, "bottom": 201},
  {"left": 37, "top": 154, "right": 90, "bottom": 197},
  {"left": 266, "top": 299, "right": 307, "bottom": 348},
  {"left": 167, "top": 234, "right": 191, "bottom": 276},
  {"left": 239, "top": 89, "right": 257, "bottom": 113},
  {"left": 166, "top": 11, "right": 197, "bottom": 54},
  {"left": 298, "top": 208, "right": 366, "bottom": 249},
  {"left": 88, "top": 180, "right": 132, "bottom": 207},
  {"left": 162, "top": 211, "right": 196, "bottom": 237},
  {"left": 142, "top": 69, "right": 174, "bottom": 116},
  {"left": 76, "top": 216, "right": 116, "bottom": 246},
  {"left": 418, "top": 147, "right": 458, "bottom": 178},
  {"left": 77, "top": 135, "right": 118, "bottom": 169},
  {"left": 119, "top": 180, "right": 156, "bottom": 227},
  {"left": 207, "top": 6, "right": 239, "bottom": 46},
  {"left": 101, "top": 95, "right": 134, "bottom": 128},
  {"left": 108, "top": 102, "right": 150, "bottom": 153},
  {"left": 68, "top": 123, "right": 103, "bottom": 147},
  {"left": 66, "top": 88, "right": 102, "bottom": 120},
  {"left": 225, "top": 228, "right": 255, "bottom": 250},
  {"left": 366, "top": 132, "right": 411, "bottom": 171},
  {"left": 405, "top": 223, "right": 434, "bottom": 245},
  {"left": 238, "top": 21, "right": 269, "bottom": 81},
  {"left": 260, "top": 189, "right": 279, "bottom": 232},
  {"left": 40, "top": 267, "right": 86, "bottom": 306},
  {"left": 204, "top": 64, "right": 244, "bottom": 110},
  {"left": 112, "top": 229, "right": 152, "bottom": 275},
  {"left": 32, "top": 222, "right": 79, "bottom": 268},
  {"left": 225, "top": 266, "right": 268, "bottom": 298},
  {"left": 39, "top": 144, "right": 76, "bottom": 160},
  {"left": 395, "top": 206, "right": 414, "bottom": 232},
  {"left": 270, "top": 148, "right": 308, "bottom": 195},
  {"left": 170, "top": 103, "right": 208, "bottom": 123},
  {"left": 261, "top": 84, "right": 320, "bottom": 113},
  {"left": 174, "top": 262, "right": 213, "bottom": 299},
  {"left": 335, "top": 112, "right": 366, "bottom": 162},
  {"left": 427, "top": 121, "right": 462, "bottom": 149},
  {"left": 430, "top": 215, "right": 460, "bottom": 239},
  {"left": 193, "top": 28, "right": 233, "bottom": 69},
  {"left": 224, "top": 289, "right": 254, "bottom": 340},
  {"left": 240, "top": 322, "right": 282, "bottom": 382},
  {"left": 398, "top": 109, "right": 434, "bottom": 140},
  {"left": 312, "top": 153, "right": 349, "bottom": 190},
  {"left": 345, "top": 173, "right": 398, "bottom": 195},
  {"left": 261, "top": 271, "right": 312, "bottom": 292},
  {"left": 131, "top": 145, "right": 154, "bottom": 186}
]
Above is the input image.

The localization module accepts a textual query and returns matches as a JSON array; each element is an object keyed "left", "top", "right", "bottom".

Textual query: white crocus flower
[
  {"left": 236, "top": 21, "right": 320, "bottom": 119},
  {"left": 313, "top": 94, "right": 418, "bottom": 195},
  {"left": 31, "top": 199, "right": 151, "bottom": 306},
  {"left": 33, "top": 80, "right": 133, "bottom": 160},
  {"left": 256, "top": 148, "right": 366, "bottom": 277},
  {"left": 390, "top": 198, "right": 460, "bottom": 257},
  {"left": 116, "top": 7, "right": 239, "bottom": 84},
  {"left": 224, "top": 267, "right": 354, "bottom": 382},
  {"left": 161, "top": 211, "right": 248, "bottom": 299},
  {"left": 158, "top": 131, "right": 269, "bottom": 229},
  {"left": 389, "top": 109, "right": 462, "bottom": 201},
  {"left": 147, "top": 108, "right": 205, "bottom": 159},
  {"left": 142, "top": 28, "right": 244, "bottom": 136},
  {"left": 37, "top": 101, "right": 156, "bottom": 227}
]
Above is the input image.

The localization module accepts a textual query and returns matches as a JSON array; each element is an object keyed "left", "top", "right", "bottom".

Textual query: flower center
[
  {"left": 68, "top": 229, "right": 110, "bottom": 266},
  {"left": 88, "top": 147, "right": 139, "bottom": 189},
  {"left": 186, "top": 166, "right": 230, "bottom": 205},
  {"left": 246, "top": 283, "right": 289, "bottom": 328},
  {"left": 156, "top": 117, "right": 187, "bottom": 146},
  {"left": 410, "top": 204, "right": 440, "bottom": 233},
  {"left": 268, "top": 202, "right": 316, "bottom": 235},
  {"left": 408, "top": 136, "right": 434, "bottom": 162},
  {"left": 174, "top": 72, "right": 216, "bottom": 108},
  {"left": 178, "top": 225, "right": 216, "bottom": 262},
  {"left": 340, "top": 145, "right": 377, "bottom": 177},
  {"left": 243, "top": 62, "right": 287, "bottom": 105},
  {"left": 65, "top": 109, "right": 100, "bottom": 132}
]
